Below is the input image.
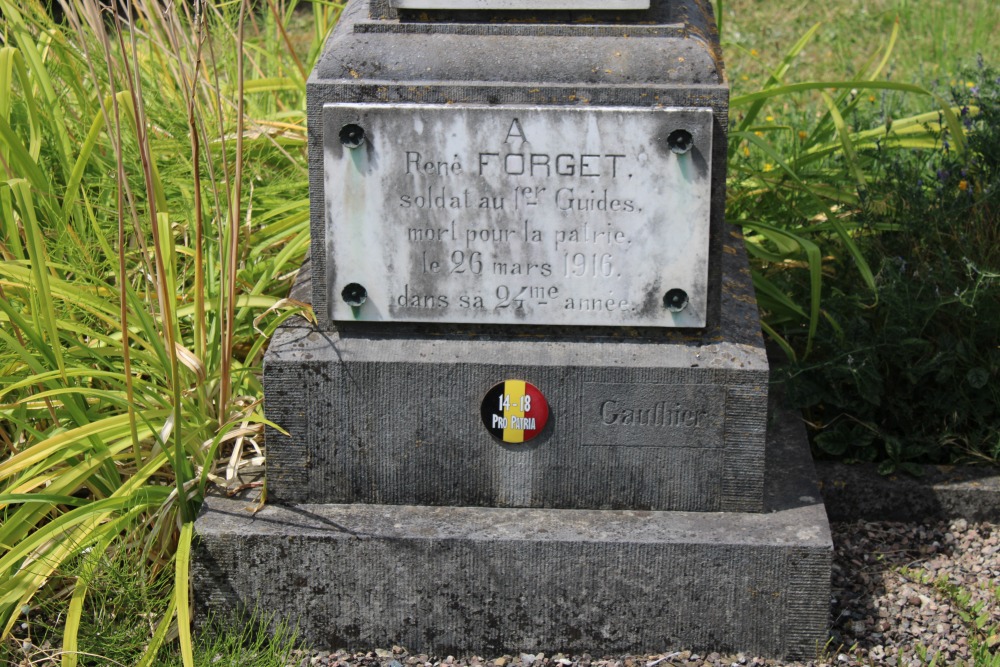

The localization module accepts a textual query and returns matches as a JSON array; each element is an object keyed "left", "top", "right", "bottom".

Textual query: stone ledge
[
  {"left": 193, "top": 406, "right": 831, "bottom": 659},
  {"left": 816, "top": 460, "right": 1000, "bottom": 523}
]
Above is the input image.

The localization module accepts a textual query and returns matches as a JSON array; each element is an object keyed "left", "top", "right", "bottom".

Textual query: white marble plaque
[
  {"left": 390, "top": 0, "right": 650, "bottom": 9},
  {"left": 324, "top": 103, "right": 713, "bottom": 327}
]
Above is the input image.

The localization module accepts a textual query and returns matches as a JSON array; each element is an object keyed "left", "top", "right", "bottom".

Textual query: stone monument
[{"left": 193, "top": 0, "right": 833, "bottom": 658}]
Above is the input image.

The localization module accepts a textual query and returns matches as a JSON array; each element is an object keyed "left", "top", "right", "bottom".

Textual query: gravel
[{"left": 287, "top": 519, "right": 1000, "bottom": 667}]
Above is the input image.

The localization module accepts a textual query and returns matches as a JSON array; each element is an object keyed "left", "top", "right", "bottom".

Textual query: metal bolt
[
  {"left": 663, "top": 288, "right": 689, "bottom": 312},
  {"left": 339, "top": 123, "right": 366, "bottom": 149},
  {"left": 667, "top": 129, "right": 693, "bottom": 154},
  {"left": 341, "top": 283, "right": 367, "bottom": 306}
]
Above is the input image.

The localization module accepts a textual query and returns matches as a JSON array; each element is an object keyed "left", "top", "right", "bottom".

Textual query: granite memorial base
[{"left": 193, "top": 405, "right": 831, "bottom": 660}]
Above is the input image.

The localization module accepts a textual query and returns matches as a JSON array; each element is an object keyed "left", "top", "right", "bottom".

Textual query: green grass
[
  {"left": 722, "top": 0, "right": 1000, "bottom": 92},
  {"left": 2, "top": 541, "right": 303, "bottom": 666},
  {"left": 4, "top": 542, "right": 172, "bottom": 666},
  {"left": 156, "top": 615, "right": 304, "bottom": 667}
]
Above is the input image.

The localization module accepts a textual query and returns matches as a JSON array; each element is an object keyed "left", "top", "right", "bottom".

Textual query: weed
[
  {"left": 157, "top": 614, "right": 305, "bottom": 667},
  {"left": 900, "top": 565, "right": 1000, "bottom": 666},
  {"left": 1, "top": 539, "right": 170, "bottom": 666},
  {"left": 1, "top": 555, "right": 303, "bottom": 667}
]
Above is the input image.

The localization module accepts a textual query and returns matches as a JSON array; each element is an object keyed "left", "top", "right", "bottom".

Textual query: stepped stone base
[
  {"left": 264, "top": 231, "right": 770, "bottom": 514},
  {"left": 192, "top": 408, "right": 832, "bottom": 659}
]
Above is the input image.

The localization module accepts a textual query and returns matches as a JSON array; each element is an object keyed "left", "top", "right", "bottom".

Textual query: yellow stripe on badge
[{"left": 502, "top": 380, "right": 526, "bottom": 443}]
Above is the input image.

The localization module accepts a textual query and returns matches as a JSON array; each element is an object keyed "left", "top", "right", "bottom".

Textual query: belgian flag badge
[{"left": 480, "top": 380, "right": 550, "bottom": 443}]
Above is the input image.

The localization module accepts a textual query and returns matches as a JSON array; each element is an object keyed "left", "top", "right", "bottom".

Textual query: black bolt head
[
  {"left": 663, "top": 288, "right": 689, "bottom": 312},
  {"left": 667, "top": 129, "right": 693, "bottom": 154},
  {"left": 341, "top": 283, "right": 367, "bottom": 307},
  {"left": 339, "top": 123, "right": 366, "bottom": 149}
]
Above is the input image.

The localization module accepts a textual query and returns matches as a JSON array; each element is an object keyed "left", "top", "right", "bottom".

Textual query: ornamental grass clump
[{"left": 0, "top": 0, "right": 339, "bottom": 662}]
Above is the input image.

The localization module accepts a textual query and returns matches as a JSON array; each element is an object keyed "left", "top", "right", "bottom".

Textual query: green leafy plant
[
  {"left": 2, "top": 540, "right": 303, "bottom": 666},
  {"left": 0, "top": 0, "right": 339, "bottom": 662},
  {"left": 781, "top": 66, "right": 1000, "bottom": 468}
]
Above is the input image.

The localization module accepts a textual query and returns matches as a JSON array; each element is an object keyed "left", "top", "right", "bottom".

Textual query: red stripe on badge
[{"left": 519, "top": 382, "right": 549, "bottom": 441}]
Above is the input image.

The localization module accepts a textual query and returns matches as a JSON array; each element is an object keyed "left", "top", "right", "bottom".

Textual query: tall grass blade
[
  {"left": 737, "top": 22, "right": 821, "bottom": 132},
  {"left": 62, "top": 531, "right": 119, "bottom": 667},
  {"left": 136, "top": 594, "right": 178, "bottom": 667},
  {"left": 820, "top": 91, "right": 867, "bottom": 191},
  {"left": 175, "top": 521, "right": 195, "bottom": 667}
]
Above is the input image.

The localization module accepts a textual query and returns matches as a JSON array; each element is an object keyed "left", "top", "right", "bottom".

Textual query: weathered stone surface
[
  {"left": 817, "top": 461, "right": 1000, "bottom": 522},
  {"left": 390, "top": 0, "right": 650, "bottom": 10},
  {"left": 192, "top": 406, "right": 831, "bottom": 660},
  {"left": 308, "top": 0, "right": 728, "bottom": 327},
  {"left": 324, "top": 104, "right": 714, "bottom": 328},
  {"left": 264, "top": 228, "right": 768, "bottom": 512}
]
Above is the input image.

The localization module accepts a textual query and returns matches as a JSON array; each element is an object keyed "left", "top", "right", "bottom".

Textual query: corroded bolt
[
  {"left": 667, "top": 129, "right": 693, "bottom": 154},
  {"left": 663, "top": 288, "right": 689, "bottom": 312},
  {"left": 341, "top": 283, "right": 367, "bottom": 306},
  {"left": 339, "top": 123, "right": 366, "bottom": 149}
]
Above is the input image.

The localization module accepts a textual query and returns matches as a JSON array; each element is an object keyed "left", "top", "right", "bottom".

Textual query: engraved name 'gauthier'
[{"left": 600, "top": 400, "right": 710, "bottom": 428}]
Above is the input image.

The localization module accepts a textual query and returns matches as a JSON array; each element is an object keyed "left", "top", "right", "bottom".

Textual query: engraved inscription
[
  {"left": 581, "top": 383, "right": 726, "bottom": 447},
  {"left": 324, "top": 104, "right": 714, "bottom": 327},
  {"left": 599, "top": 400, "right": 709, "bottom": 428}
]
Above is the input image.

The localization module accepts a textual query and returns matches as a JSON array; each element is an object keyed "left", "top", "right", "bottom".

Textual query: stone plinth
[
  {"left": 193, "top": 406, "right": 831, "bottom": 660},
  {"left": 264, "top": 230, "right": 768, "bottom": 513}
]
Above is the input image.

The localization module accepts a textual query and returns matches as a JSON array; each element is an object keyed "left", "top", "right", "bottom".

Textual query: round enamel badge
[{"left": 481, "top": 380, "right": 550, "bottom": 443}]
